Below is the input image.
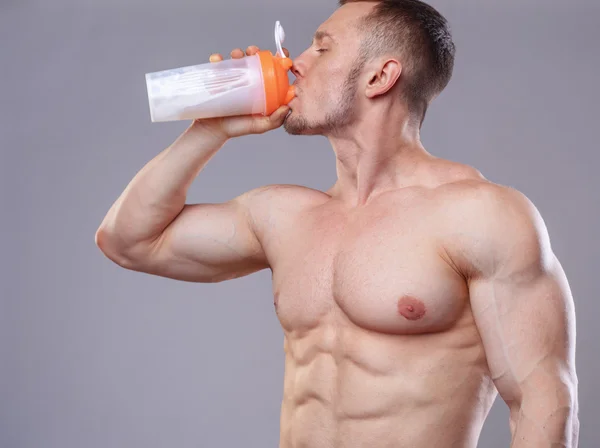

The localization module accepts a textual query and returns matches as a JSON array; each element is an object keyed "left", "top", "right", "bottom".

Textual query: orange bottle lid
[{"left": 258, "top": 50, "right": 296, "bottom": 116}]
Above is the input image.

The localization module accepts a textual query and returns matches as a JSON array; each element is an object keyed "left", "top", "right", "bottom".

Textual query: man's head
[{"left": 283, "top": 0, "right": 455, "bottom": 136}]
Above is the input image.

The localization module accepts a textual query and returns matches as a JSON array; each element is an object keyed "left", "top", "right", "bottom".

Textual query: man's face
[{"left": 283, "top": 3, "right": 374, "bottom": 136}]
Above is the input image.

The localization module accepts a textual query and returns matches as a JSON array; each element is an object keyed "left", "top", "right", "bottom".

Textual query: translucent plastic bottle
[{"left": 145, "top": 21, "right": 295, "bottom": 122}]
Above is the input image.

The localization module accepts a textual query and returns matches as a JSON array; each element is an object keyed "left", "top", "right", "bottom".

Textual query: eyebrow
[{"left": 312, "top": 30, "right": 335, "bottom": 44}]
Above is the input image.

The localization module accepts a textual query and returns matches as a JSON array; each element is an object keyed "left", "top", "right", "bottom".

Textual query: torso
[{"left": 252, "top": 164, "right": 499, "bottom": 448}]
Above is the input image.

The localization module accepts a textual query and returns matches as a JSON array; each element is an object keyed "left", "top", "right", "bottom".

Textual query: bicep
[
  {"left": 469, "top": 254, "right": 578, "bottom": 445},
  {"left": 469, "top": 256, "right": 577, "bottom": 405},
  {"left": 138, "top": 196, "right": 268, "bottom": 282}
]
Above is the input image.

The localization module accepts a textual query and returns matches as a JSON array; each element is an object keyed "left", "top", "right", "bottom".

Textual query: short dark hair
[{"left": 339, "top": 0, "right": 455, "bottom": 126}]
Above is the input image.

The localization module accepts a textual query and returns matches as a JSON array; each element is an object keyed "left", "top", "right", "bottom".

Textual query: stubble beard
[{"left": 283, "top": 62, "right": 364, "bottom": 137}]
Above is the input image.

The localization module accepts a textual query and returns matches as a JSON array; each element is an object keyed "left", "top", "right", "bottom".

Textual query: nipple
[{"left": 397, "top": 295, "right": 427, "bottom": 321}]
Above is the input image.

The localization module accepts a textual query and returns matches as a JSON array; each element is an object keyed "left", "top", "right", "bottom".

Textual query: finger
[
  {"left": 282, "top": 47, "right": 290, "bottom": 58},
  {"left": 246, "top": 45, "right": 260, "bottom": 56},
  {"left": 272, "top": 105, "right": 290, "bottom": 117},
  {"left": 230, "top": 48, "right": 245, "bottom": 59},
  {"left": 209, "top": 53, "right": 223, "bottom": 63},
  {"left": 251, "top": 106, "right": 289, "bottom": 134},
  {"left": 269, "top": 106, "right": 290, "bottom": 125}
]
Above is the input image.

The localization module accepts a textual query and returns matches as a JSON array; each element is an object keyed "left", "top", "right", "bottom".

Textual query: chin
[{"left": 283, "top": 112, "right": 321, "bottom": 136}]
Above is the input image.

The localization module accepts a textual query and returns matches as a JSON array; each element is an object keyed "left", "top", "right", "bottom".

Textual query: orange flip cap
[{"left": 258, "top": 50, "right": 296, "bottom": 115}]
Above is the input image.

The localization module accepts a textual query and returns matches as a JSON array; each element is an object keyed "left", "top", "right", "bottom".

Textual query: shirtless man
[{"left": 95, "top": 1, "right": 579, "bottom": 446}]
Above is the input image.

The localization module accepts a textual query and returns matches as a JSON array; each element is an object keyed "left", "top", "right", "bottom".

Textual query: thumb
[
  {"left": 253, "top": 106, "right": 289, "bottom": 134},
  {"left": 270, "top": 105, "right": 290, "bottom": 124}
]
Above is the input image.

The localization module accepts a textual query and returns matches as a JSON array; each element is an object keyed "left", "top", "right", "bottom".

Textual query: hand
[{"left": 192, "top": 45, "right": 291, "bottom": 139}]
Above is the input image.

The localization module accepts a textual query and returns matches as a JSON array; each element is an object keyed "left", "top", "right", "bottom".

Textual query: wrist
[{"left": 188, "top": 119, "right": 231, "bottom": 145}]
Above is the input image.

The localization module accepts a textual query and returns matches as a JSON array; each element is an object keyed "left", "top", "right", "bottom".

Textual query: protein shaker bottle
[{"left": 145, "top": 21, "right": 295, "bottom": 122}]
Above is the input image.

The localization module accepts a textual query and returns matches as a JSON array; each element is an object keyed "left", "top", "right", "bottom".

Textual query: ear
[{"left": 364, "top": 59, "right": 402, "bottom": 99}]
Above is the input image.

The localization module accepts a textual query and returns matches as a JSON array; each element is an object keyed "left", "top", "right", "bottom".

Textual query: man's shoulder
[
  {"left": 434, "top": 171, "right": 549, "bottom": 277},
  {"left": 238, "top": 183, "right": 329, "bottom": 232},
  {"left": 243, "top": 183, "right": 329, "bottom": 208},
  {"left": 438, "top": 175, "right": 538, "bottom": 227},
  {"left": 427, "top": 159, "right": 533, "bottom": 218}
]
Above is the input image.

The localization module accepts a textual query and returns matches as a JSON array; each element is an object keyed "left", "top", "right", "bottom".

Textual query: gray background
[{"left": 1, "top": 0, "right": 598, "bottom": 447}]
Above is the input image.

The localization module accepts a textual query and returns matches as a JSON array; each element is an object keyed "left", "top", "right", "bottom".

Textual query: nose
[{"left": 291, "top": 57, "right": 306, "bottom": 79}]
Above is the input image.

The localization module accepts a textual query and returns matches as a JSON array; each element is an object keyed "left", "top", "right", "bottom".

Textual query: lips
[{"left": 288, "top": 84, "right": 300, "bottom": 105}]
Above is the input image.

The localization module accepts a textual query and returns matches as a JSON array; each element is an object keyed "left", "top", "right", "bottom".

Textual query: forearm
[
  {"left": 97, "top": 122, "right": 229, "bottom": 249},
  {"left": 510, "top": 389, "right": 579, "bottom": 448}
]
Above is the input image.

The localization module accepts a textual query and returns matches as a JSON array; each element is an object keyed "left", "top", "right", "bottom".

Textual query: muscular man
[{"left": 96, "top": 1, "right": 579, "bottom": 446}]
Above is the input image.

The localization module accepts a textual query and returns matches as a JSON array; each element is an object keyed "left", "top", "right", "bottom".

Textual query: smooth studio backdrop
[{"left": 1, "top": 0, "right": 598, "bottom": 446}]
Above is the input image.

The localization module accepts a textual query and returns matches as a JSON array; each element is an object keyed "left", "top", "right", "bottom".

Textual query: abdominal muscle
[{"left": 278, "top": 310, "right": 497, "bottom": 448}]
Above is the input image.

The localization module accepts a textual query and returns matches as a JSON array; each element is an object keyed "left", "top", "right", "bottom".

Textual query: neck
[{"left": 327, "top": 104, "right": 432, "bottom": 207}]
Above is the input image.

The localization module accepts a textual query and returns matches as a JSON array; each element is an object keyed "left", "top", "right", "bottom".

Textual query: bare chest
[{"left": 268, "top": 201, "right": 469, "bottom": 335}]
